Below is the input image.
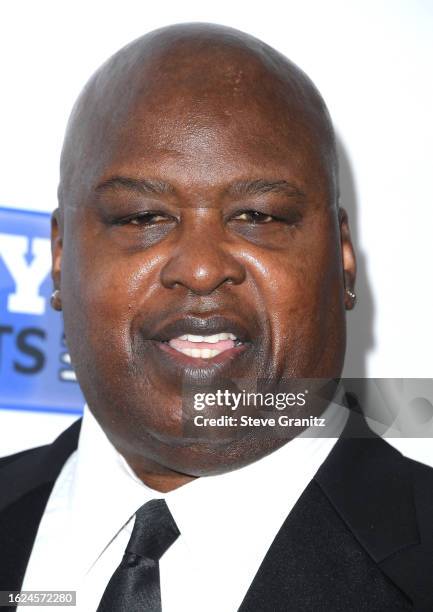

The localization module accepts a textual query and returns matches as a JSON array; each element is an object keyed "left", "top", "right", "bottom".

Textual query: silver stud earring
[{"left": 345, "top": 288, "right": 356, "bottom": 302}]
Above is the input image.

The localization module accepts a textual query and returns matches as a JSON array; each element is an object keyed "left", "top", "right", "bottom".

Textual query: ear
[
  {"left": 338, "top": 207, "right": 357, "bottom": 310},
  {"left": 51, "top": 208, "right": 63, "bottom": 311}
]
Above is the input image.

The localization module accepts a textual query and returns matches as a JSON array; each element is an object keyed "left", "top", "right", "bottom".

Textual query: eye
[
  {"left": 233, "top": 210, "right": 274, "bottom": 224},
  {"left": 118, "top": 212, "right": 172, "bottom": 226}
]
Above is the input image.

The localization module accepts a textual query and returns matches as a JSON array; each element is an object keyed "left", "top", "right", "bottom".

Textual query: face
[{"left": 52, "top": 53, "right": 356, "bottom": 480}]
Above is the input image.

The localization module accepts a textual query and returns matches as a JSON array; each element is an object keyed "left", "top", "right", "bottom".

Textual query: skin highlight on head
[{"left": 51, "top": 23, "right": 356, "bottom": 492}]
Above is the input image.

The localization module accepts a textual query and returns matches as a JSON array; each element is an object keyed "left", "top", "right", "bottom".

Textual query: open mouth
[
  {"left": 163, "top": 332, "right": 242, "bottom": 358},
  {"left": 149, "top": 314, "right": 253, "bottom": 369}
]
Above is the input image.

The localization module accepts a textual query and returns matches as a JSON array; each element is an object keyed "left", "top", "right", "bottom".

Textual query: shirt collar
[
  {"left": 70, "top": 389, "right": 349, "bottom": 582},
  {"left": 70, "top": 406, "right": 156, "bottom": 573}
]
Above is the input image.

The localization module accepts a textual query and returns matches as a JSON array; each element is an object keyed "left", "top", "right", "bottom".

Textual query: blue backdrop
[{"left": 0, "top": 206, "right": 83, "bottom": 415}]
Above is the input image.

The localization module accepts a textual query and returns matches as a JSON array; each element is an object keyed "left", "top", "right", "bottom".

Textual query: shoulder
[
  {"left": 405, "top": 454, "right": 433, "bottom": 513},
  {"left": 0, "top": 444, "right": 49, "bottom": 470},
  {"left": 0, "top": 418, "right": 82, "bottom": 511},
  {"left": 406, "top": 453, "right": 433, "bottom": 478}
]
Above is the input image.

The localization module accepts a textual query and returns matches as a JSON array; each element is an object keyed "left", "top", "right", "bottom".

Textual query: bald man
[{"left": 1, "top": 23, "right": 433, "bottom": 612}]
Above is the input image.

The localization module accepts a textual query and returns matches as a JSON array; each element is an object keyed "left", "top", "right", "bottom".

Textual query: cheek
[
  {"left": 61, "top": 224, "right": 174, "bottom": 392},
  {"left": 253, "top": 220, "right": 344, "bottom": 373},
  {"left": 60, "top": 236, "right": 138, "bottom": 372}
]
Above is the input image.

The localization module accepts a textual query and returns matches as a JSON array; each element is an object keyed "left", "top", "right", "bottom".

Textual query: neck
[{"left": 126, "top": 456, "right": 198, "bottom": 492}]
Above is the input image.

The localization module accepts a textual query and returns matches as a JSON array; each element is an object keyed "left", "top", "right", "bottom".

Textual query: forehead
[
  {"left": 61, "top": 36, "right": 335, "bottom": 205},
  {"left": 112, "top": 109, "right": 307, "bottom": 173},
  {"left": 85, "top": 96, "right": 330, "bottom": 205}
]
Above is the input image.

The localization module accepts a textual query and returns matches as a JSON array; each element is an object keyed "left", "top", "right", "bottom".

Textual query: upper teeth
[{"left": 174, "top": 332, "right": 237, "bottom": 343}]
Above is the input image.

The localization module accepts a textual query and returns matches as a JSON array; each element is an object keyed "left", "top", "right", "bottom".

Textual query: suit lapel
[
  {"left": 315, "top": 413, "right": 433, "bottom": 610},
  {"left": 0, "top": 419, "right": 82, "bottom": 591},
  {"left": 314, "top": 414, "right": 419, "bottom": 562},
  {"left": 239, "top": 413, "right": 433, "bottom": 611},
  {"left": 377, "top": 459, "right": 433, "bottom": 611}
]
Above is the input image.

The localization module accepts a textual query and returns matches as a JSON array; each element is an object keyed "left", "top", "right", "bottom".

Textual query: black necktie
[{"left": 96, "top": 499, "right": 180, "bottom": 612}]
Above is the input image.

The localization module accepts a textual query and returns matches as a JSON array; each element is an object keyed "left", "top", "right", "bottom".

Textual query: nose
[{"left": 160, "top": 212, "right": 246, "bottom": 295}]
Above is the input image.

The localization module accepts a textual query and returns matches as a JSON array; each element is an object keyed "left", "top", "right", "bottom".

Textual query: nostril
[{"left": 159, "top": 241, "right": 246, "bottom": 294}]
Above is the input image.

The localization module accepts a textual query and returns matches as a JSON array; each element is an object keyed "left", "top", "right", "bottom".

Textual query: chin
[{"left": 129, "top": 426, "right": 284, "bottom": 478}]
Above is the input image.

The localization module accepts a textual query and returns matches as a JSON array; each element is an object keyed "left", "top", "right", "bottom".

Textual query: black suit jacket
[{"left": 1, "top": 413, "right": 433, "bottom": 612}]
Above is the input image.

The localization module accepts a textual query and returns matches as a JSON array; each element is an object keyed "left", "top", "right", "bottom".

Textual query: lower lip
[{"left": 155, "top": 341, "right": 248, "bottom": 367}]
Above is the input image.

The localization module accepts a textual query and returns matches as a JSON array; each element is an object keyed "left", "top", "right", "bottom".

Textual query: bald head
[
  {"left": 58, "top": 23, "right": 338, "bottom": 210},
  {"left": 52, "top": 23, "right": 356, "bottom": 486}
]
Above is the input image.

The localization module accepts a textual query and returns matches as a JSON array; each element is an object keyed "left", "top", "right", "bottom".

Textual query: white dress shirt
[{"left": 19, "top": 397, "right": 349, "bottom": 612}]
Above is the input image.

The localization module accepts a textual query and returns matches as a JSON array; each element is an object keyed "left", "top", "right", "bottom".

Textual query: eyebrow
[
  {"left": 95, "top": 176, "right": 175, "bottom": 195},
  {"left": 95, "top": 176, "right": 307, "bottom": 200},
  {"left": 227, "top": 179, "right": 307, "bottom": 200}
]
